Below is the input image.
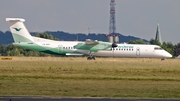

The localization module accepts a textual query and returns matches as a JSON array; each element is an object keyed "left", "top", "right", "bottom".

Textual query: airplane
[{"left": 6, "top": 18, "right": 172, "bottom": 60}]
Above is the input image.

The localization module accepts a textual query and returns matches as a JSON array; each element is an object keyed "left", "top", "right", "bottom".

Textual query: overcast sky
[{"left": 0, "top": 0, "right": 180, "bottom": 44}]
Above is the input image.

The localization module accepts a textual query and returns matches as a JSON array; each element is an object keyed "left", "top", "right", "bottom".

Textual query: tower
[
  {"left": 109, "top": 0, "right": 116, "bottom": 34},
  {"left": 107, "top": 0, "right": 119, "bottom": 43},
  {"left": 155, "top": 23, "right": 162, "bottom": 44}
]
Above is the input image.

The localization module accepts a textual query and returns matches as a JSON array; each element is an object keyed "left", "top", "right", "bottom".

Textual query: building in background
[{"left": 155, "top": 23, "right": 162, "bottom": 44}]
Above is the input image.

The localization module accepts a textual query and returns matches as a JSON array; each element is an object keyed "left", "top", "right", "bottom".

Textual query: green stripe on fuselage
[
  {"left": 13, "top": 42, "right": 81, "bottom": 56},
  {"left": 12, "top": 33, "right": 33, "bottom": 42},
  {"left": 13, "top": 42, "right": 64, "bottom": 55}
]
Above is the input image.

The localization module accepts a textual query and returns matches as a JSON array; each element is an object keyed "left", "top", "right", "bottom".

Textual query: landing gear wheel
[
  {"left": 87, "top": 52, "right": 96, "bottom": 60},
  {"left": 92, "top": 57, "right": 95, "bottom": 60},
  {"left": 87, "top": 56, "right": 92, "bottom": 60},
  {"left": 87, "top": 56, "right": 96, "bottom": 60}
]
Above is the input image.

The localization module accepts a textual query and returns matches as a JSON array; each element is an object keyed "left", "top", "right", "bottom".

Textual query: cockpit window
[{"left": 154, "top": 47, "right": 163, "bottom": 50}]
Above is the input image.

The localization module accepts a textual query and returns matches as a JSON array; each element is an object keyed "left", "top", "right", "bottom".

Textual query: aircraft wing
[{"left": 74, "top": 39, "right": 113, "bottom": 52}]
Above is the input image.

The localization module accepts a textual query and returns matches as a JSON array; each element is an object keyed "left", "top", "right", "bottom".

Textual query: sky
[{"left": 0, "top": 0, "right": 180, "bottom": 44}]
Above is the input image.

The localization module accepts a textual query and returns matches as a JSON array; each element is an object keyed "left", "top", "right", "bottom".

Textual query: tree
[
  {"left": 5, "top": 44, "right": 21, "bottom": 56},
  {"left": 174, "top": 43, "right": 180, "bottom": 57},
  {"left": 161, "top": 42, "right": 175, "bottom": 56},
  {"left": 149, "top": 39, "right": 161, "bottom": 46},
  {"left": 128, "top": 39, "right": 148, "bottom": 44},
  {"left": 11, "top": 48, "right": 21, "bottom": 56},
  {"left": 0, "top": 45, "right": 7, "bottom": 56},
  {"left": 35, "top": 33, "right": 59, "bottom": 40}
]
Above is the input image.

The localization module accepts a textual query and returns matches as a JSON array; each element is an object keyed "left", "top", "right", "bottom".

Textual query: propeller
[
  {"left": 112, "top": 43, "right": 118, "bottom": 48},
  {"left": 111, "top": 42, "right": 118, "bottom": 58}
]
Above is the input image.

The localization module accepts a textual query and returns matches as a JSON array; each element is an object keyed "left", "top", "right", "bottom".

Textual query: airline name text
[{"left": 118, "top": 46, "right": 134, "bottom": 49}]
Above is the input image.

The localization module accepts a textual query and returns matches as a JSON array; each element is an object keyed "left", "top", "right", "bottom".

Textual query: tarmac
[{"left": 0, "top": 97, "right": 180, "bottom": 101}]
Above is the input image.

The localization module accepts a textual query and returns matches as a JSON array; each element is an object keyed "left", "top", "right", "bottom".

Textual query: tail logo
[{"left": 13, "top": 28, "right": 22, "bottom": 31}]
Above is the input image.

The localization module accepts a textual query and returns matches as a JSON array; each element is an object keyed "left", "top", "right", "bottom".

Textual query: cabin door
[
  {"left": 136, "top": 47, "right": 140, "bottom": 56},
  {"left": 58, "top": 45, "right": 63, "bottom": 54}
]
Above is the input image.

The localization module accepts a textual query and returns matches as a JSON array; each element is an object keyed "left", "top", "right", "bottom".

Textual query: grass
[{"left": 0, "top": 57, "right": 180, "bottom": 98}]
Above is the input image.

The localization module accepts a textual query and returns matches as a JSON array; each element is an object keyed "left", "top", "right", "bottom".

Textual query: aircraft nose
[{"left": 163, "top": 51, "right": 172, "bottom": 58}]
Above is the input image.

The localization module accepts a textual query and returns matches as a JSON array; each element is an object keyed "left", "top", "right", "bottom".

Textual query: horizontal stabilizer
[{"left": 6, "top": 18, "right": 25, "bottom": 22}]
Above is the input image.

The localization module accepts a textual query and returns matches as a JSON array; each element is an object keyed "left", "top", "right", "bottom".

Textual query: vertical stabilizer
[{"left": 6, "top": 18, "right": 34, "bottom": 42}]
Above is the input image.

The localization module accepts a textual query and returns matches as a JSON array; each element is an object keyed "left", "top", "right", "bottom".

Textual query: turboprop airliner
[{"left": 6, "top": 18, "right": 172, "bottom": 60}]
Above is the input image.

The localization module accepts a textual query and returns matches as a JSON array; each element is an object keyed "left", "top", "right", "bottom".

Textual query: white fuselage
[{"left": 31, "top": 37, "right": 172, "bottom": 58}]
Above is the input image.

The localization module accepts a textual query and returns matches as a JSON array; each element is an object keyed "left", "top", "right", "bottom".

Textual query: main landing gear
[
  {"left": 87, "top": 56, "right": 95, "bottom": 60},
  {"left": 87, "top": 52, "right": 95, "bottom": 60}
]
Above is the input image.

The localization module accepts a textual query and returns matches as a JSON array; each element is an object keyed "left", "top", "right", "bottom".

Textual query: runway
[{"left": 0, "top": 97, "right": 180, "bottom": 101}]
